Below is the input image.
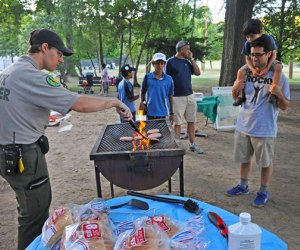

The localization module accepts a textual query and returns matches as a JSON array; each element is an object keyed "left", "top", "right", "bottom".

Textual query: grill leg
[
  {"left": 179, "top": 160, "right": 184, "bottom": 197},
  {"left": 94, "top": 165, "right": 102, "bottom": 198},
  {"left": 110, "top": 182, "right": 114, "bottom": 198},
  {"left": 168, "top": 179, "right": 172, "bottom": 193}
]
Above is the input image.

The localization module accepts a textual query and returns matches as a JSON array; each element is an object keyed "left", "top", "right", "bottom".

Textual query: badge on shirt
[{"left": 46, "top": 75, "right": 61, "bottom": 87}]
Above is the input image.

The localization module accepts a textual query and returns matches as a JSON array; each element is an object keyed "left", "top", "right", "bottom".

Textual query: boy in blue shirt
[
  {"left": 233, "top": 19, "right": 282, "bottom": 106},
  {"left": 140, "top": 52, "right": 174, "bottom": 121},
  {"left": 118, "top": 64, "right": 139, "bottom": 122}
]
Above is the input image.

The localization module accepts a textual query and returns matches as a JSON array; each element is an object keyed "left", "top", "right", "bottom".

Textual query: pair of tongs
[{"left": 128, "top": 120, "right": 159, "bottom": 142}]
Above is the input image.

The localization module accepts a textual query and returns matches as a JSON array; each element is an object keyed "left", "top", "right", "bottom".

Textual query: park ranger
[{"left": 0, "top": 28, "right": 132, "bottom": 250}]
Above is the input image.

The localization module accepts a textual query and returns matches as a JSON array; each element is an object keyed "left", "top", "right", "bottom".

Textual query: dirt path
[{"left": 0, "top": 86, "right": 299, "bottom": 249}]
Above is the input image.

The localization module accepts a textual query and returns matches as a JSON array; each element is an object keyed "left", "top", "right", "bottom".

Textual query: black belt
[
  {"left": 0, "top": 142, "right": 38, "bottom": 151},
  {"left": 147, "top": 115, "right": 166, "bottom": 120}
]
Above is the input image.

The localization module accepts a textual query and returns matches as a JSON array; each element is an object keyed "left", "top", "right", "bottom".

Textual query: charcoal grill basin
[{"left": 90, "top": 119, "right": 185, "bottom": 197}]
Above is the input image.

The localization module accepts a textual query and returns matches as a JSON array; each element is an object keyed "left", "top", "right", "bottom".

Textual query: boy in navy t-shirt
[{"left": 117, "top": 64, "right": 139, "bottom": 122}]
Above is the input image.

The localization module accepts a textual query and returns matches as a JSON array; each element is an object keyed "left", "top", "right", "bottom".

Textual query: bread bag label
[
  {"left": 150, "top": 216, "right": 170, "bottom": 232},
  {"left": 51, "top": 207, "right": 65, "bottom": 224},
  {"left": 128, "top": 228, "right": 146, "bottom": 247},
  {"left": 82, "top": 222, "right": 101, "bottom": 239}
]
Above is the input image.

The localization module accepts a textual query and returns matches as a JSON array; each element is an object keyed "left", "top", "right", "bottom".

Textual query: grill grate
[{"left": 97, "top": 119, "right": 178, "bottom": 153}]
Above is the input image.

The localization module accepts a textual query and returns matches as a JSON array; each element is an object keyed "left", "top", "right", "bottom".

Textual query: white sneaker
[{"left": 189, "top": 143, "right": 204, "bottom": 154}]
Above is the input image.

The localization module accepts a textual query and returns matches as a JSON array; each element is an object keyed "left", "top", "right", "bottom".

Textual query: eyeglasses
[{"left": 250, "top": 52, "right": 266, "bottom": 58}]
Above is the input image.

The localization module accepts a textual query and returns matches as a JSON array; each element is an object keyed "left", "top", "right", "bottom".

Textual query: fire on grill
[{"left": 90, "top": 119, "right": 185, "bottom": 197}]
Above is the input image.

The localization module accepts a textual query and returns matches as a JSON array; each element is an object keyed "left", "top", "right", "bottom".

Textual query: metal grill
[
  {"left": 97, "top": 119, "right": 178, "bottom": 153},
  {"left": 89, "top": 119, "right": 185, "bottom": 197}
]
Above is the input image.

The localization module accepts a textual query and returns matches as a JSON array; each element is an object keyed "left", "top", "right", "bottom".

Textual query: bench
[
  {"left": 77, "top": 76, "right": 102, "bottom": 94},
  {"left": 78, "top": 76, "right": 102, "bottom": 86}
]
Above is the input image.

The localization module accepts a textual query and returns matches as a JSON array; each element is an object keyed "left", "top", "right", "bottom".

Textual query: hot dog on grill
[
  {"left": 147, "top": 133, "right": 161, "bottom": 139},
  {"left": 147, "top": 129, "right": 160, "bottom": 134},
  {"left": 120, "top": 136, "right": 133, "bottom": 142}
]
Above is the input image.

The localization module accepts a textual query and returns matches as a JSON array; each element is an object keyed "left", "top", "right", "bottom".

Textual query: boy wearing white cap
[{"left": 140, "top": 52, "right": 174, "bottom": 121}]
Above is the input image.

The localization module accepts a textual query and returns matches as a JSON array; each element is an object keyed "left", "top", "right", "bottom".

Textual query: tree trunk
[
  {"left": 128, "top": 18, "right": 133, "bottom": 65},
  {"left": 65, "top": 23, "right": 76, "bottom": 76},
  {"left": 276, "top": 0, "right": 287, "bottom": 61},
  {"left": 87, "top": 52, "right": 98, "bottom": 77},
  {"left": 201, "top": 0, "right": 208, "bottom": 72},
  {"left": 98, "top": 29, "right": 104, "bottom": 66},
  {"left": 133, "top": 0, "right": 161, "bottom": 87},
  {"left": 118, "top": 31, "right": 124, "bottom": 76},
  {"left": 146, "top": 48, "right": 151, "bottom": 73},
  {"left": 219, "top": 0, "right": 255, "bottom": 86}
]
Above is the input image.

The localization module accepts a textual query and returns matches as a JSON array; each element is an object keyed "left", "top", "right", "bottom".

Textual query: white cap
[
  {"left": 240, "top": 212, "right": 251, "bottom": 223},
  {"left": 152, "top": 52, "right": 166, "bottom": 62}
]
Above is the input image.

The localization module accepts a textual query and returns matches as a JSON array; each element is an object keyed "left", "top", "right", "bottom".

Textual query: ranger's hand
[{"left": 116, "top": 101, "right": 132, "bottom": 121}]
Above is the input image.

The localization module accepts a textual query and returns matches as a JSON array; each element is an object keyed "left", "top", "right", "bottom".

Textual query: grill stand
[{"left": 93, "top": 160, "right": 184, "bottom": 198}]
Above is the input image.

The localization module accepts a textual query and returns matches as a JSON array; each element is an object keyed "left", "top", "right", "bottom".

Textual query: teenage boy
[
  {"left": 118, "top": 64, "right": 139, "bottom": 122},
  {"left": 233, "top": 18, "right": 282, "bottom": 106},
  {"left": 140, "top": 52, "right": 174, "bottom": 121}
]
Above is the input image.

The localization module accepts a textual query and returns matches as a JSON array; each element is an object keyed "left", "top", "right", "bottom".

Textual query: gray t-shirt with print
[{"left": 0, "top": 56, "right": 79, "bottom": 144}]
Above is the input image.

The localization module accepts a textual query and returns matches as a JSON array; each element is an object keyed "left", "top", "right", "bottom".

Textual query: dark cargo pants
[{"left": 0, "top": 143, "right": 52, "bottom": 250}]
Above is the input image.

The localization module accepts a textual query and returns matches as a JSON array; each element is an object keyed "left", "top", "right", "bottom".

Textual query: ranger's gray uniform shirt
[{"left": 0, "top": 56, "right": 79, "bottom": 145}]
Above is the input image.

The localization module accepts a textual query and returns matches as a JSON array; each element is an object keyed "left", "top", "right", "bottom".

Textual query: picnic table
[{"left": 197, "top": 96, "right": 220, "bottom": 124}]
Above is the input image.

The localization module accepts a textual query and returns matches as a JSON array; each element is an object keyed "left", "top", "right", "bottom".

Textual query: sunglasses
[{"left": 250, "top": 52, "right": 267, "bottom": 58}]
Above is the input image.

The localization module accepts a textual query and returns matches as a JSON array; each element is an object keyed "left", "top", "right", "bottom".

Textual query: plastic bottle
[{"left": 228, "top": 212, "right": 262, "bottom": 250}]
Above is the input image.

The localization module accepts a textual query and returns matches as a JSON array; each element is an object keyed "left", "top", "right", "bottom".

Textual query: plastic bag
[
  {"left": 114, "top": 217, "right": 170, "bottom": 250},
  {"left": 60, "top": 219, "right": 116, "bottom": 250},
  {"left": 170, "top": 215, "right": 210, "bottom": 250},
  {"left": 41, "top": 205, "right": 75, "bottom": 249}
]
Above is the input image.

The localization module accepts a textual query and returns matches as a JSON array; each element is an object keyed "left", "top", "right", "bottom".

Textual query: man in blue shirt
[
  {"left": 140, "top": 52, "right": 174, "bottom": 121},
  {"left": 166, "top": 41, "right": 203, "bottom": 154},
  {"left": 118, "top": 64, "right": 139, "bottom": 122},
  {"left": 226, "top": 35, "right": 290, "bottom": 207}
]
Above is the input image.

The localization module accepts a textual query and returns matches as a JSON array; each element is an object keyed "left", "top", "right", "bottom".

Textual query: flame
[{"left": 132, "top": 120, "right": 150, "bottom": 151}]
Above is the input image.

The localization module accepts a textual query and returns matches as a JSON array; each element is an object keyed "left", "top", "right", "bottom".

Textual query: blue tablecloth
[{"left": 27, "top": 195, "right": 287, "bottom": 250}]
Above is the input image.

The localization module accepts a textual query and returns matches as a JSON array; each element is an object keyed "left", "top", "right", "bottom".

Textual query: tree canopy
[{"left": 0, "top": 0, "right": 299, "bottom": 84}]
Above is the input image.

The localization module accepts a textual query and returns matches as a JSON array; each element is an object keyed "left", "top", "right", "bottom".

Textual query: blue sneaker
[
  {"left": 226, "top": 184, "right": 249, "bottom": 196},
  {"left": 253, "top": 192, "right": 269, "bottom": 207}
]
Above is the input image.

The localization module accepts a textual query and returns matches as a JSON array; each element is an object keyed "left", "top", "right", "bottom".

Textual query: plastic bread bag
[
  {"left": 41, "top": 205, "right": 76, "bottom": 249},
  {"left": 114, "top": 222, "right": 170, "bottom": 250},
  {"left": 73, "top": 198, "right": 110, "bottom": 222},
  {"left": 184, "top": 215, "right": 205, "bottom": 236},
  {"left": 170, "top": 215, "right": 210, "bottom": 250},
  {"left": 133, "top": 215, "right": 181, "bottom": 238},
  {"left": 114, "top": 220, "right": 135, "bottom": 236},
  {"left": 60, "top": 219, "right": 116, "bottom": 250}
]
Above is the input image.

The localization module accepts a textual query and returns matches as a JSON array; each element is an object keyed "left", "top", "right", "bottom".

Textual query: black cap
[
  {"left": 120, "top": 64, "right": 136, "bottom": 75},
  {"left": 29, "top": 29, "right": 73, "bottom": 56}
]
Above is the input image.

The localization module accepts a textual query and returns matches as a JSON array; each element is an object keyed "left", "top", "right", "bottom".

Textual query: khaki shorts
[
  {"left": 234, "top": 131, "right": 275, "bottom": 168},
  {"left": 173, "top": 94, "right": 197, "bottom": 125}
]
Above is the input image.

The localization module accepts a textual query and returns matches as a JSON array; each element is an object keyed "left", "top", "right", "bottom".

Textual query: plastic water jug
[{"left": 228, "top": 212, "right": 262, "bottom": 250}]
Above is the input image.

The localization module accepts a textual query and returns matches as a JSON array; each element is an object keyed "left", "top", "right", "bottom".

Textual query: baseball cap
[
  {"left": 152, "top": 52, "right": 166, "bottom": 62},
  {"left": 176, "top": 40, "right": 190, "bottom": 51},
  {"left": 120, "top": 64, "right": 136, "bottom": 74},
  {"left": 29, "top": 29, "right": 73, "bottom": 56}
]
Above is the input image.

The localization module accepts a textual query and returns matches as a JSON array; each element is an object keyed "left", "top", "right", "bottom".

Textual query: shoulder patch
[{"left": 46, "top": 75, "right": 61, "bottom": 87}]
